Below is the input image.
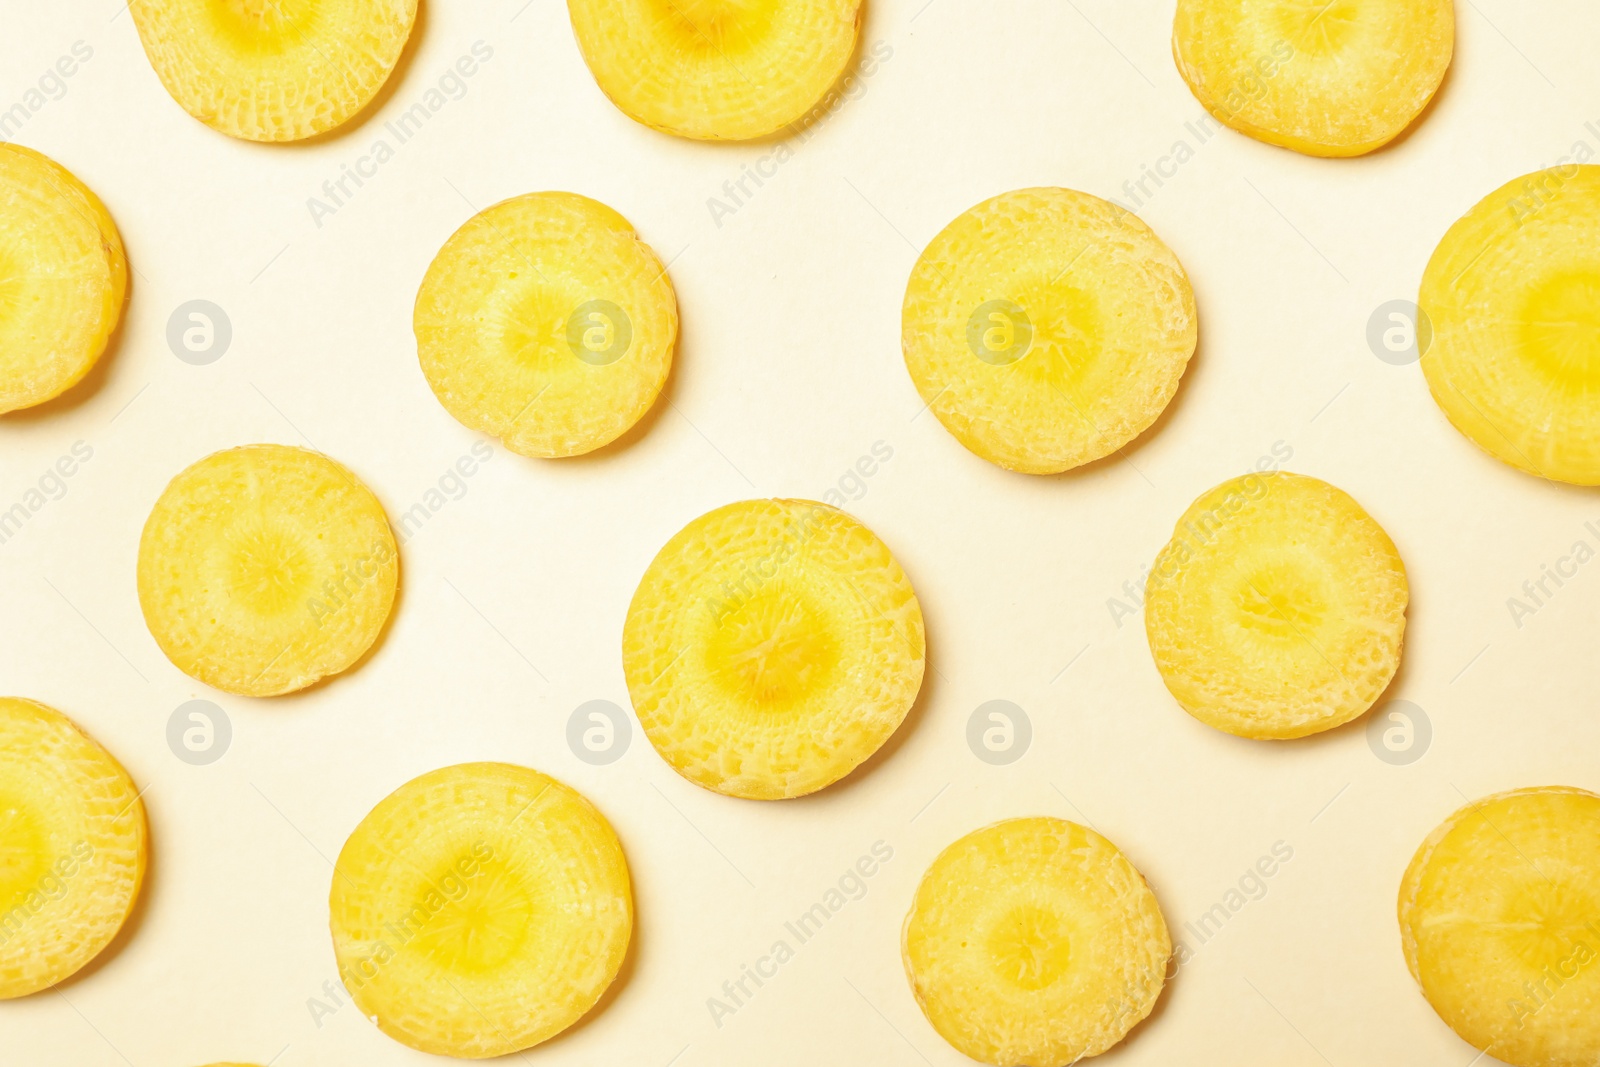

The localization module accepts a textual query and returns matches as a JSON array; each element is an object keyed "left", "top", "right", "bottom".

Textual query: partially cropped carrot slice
[
  {"left": 0, "top": 698, "right": 146, "bottom": 999},
  {"left": 903, "top": 188, "right": 1196, "bottom": 475},
  {"left": 903, "top": 818, "right": 1171, "bottom": 1065},
  {"left": 330, "top": 763, "right": 633, "bottom": 1059},
  {"left": 568, "top": 0, "right": 862, "bottom": 140},
  {"left": 624, "top": 498, "right": 924, "bottom": 799},
  {"left": 415, "top": 192, "right": 678, "bottom": 458},
  {"left": 1400, "top": 787, "right": 1600, "bottom": 1067},
  {"left": 137, "top": 444, "right": 398, "bottom": 697},
  {"left": 1421, "top": 165, "right": 1600, "bottom": 485},
  {"left": 1173, "top": 0, "right": 1454, "bottom": 156},
  {"left": 0, "top": 145, "right": 126, "bottom": 414},
  {"left": 129, "top": 0, "right": 418, "bottom": 141}
]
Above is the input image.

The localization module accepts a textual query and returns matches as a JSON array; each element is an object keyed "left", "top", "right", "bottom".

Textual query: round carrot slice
[
  {"left": 1144, "top": 472, "right": 1408, "bottom": 739},
  {"left": 0, "top": 145, "right": 126, "bottom": 414},
  {"left": 902, "top": 187, "right": 1196, "bottom": 475},
  {"left": 1172, "top": 0, "right": 1454, "bottom": 156},
  {"left": 330, "top": 762, "right": 633, "bottom": 1058},
  {"left": 1400, "top": 787, "right": 1600, "bottom": 1067},
  {"left": 414, "top": 192, "right": 677, "bottom": 459},
  {"left": 623, "top": 498, "right": 924, "bottom": 799},
  {"left": 129, "top": 0, "right": 418, "bottom": 141},
  {"left": 137, "top": 445, "right": 398, "bottom": 697},
  {"left": 1421, "top": 165, "right": 1600, "bottom": 485},
  {"left": 902, "top": 817, "right": 1171, "bottom": 1065},
  {"left": 567, "top": 0, "right": 862, "bottom": 140},
  {"left": 0, "top": 698, "right": 146, "bottom": 999}
]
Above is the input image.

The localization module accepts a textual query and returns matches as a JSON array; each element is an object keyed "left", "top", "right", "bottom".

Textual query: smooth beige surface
[{"left": 1, "top": 2, "right": 1597, "bottom": 1065}]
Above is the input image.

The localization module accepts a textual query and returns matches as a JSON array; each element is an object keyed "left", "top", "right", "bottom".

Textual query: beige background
[{"left": 3, "top": 1, "right": 1598, "bottom": 1064}]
